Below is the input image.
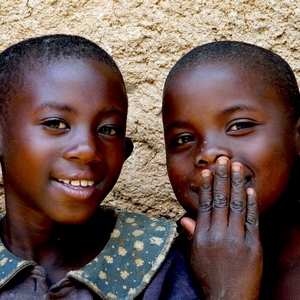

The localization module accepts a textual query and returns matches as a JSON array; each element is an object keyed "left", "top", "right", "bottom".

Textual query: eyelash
[
  {"left": 98, "top": 126, "right": 121, "bottom": 136},
  {"left": 227, "top": 121, "right": 256, "bottom": 132},
  {"left": 171, "top": 134, "right": 196, "bottom": 147},
  {"left": 42, "top": 118, "right": 69, "bottom": 130},
  {"left": 41, "top": 119, "right": 122, "bottom": 138},
  {"left": 170, "top": 121, "right": 256, "bottom": 147}
]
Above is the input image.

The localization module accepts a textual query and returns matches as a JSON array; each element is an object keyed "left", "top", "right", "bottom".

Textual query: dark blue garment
[{"left": 142, "top": 240, "right": 202, "bottom": 300}]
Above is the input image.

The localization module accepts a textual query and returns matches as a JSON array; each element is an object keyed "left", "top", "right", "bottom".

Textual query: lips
[{"left": 51, "top": 177, "right": 102, "bottom": 200}]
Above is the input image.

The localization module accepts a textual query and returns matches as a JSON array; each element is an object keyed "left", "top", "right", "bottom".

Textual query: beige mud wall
[{"left": 0, "top": 0, "right": 299, "bottom": 218}]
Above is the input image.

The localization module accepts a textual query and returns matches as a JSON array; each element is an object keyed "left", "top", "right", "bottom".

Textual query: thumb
[{"left": 180, "top": 217, "right": 196, "bottom": 236}]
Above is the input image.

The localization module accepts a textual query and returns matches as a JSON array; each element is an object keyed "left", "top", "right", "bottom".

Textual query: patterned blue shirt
[{"left": 0, "top": 207, "right": 178, "bottom": 299}]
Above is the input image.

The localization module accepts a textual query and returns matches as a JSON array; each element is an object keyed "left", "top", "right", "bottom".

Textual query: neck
[{"left": 1, "top": 204, "right": 116, "bottom": 269}]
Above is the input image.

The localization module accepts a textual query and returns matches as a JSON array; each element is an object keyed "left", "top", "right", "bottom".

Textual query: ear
[
  {"left": 295, "top": 118, "right": 300, "bottom": 156},
  {"left": 124, "top": 137, "right": 134, "bottom": 161}
]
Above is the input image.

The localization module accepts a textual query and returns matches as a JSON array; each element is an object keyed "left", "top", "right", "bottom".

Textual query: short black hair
[
  {"left": 164, "top": 41, "right": 300, "bottom": 121},
  {"left": 0, "top": 34, "right": 126, "bottom": 119}
]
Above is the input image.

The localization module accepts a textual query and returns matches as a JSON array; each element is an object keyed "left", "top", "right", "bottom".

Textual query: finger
[
  {"left": 196, "top": 169, "right": 213, "bottom": 233},
  {"left": 228, "top": 162, "right": 247, "bottom": 238},
  {"left": 180, "top": 217, "right": 196, "bottom": 236},
  {"left": 211, "top": 156, "right": 230, "bottom": 229},
  {"left": 245, "top": 188, "right": 260, "bottom": 241}
]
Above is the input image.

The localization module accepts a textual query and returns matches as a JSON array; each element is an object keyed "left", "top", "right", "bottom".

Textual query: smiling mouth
[{"left": 54, "top": 179, "right": 98, "bottom": 187}]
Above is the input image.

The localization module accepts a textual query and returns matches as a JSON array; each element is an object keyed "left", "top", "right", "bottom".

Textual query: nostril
[
  {"left": 198, "top": 159, "right": 208, "bottom": 165},
  {"left": 245, "top": 175, "right": 252, "bottom": 185}
]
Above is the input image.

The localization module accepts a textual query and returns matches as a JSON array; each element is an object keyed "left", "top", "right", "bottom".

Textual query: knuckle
[
  {"left": 200, "top": 184, "right": 212, "bottom": 192},
  {"left": 230, "top": 200, "right": 245, "bottom": 213},
  {"left": 214, "top": 193, "right": 227, "bottom": 207},
  {"left": 201, "top": 232, "right": 223, "bottom": 246},
  {"left": 215, "top": 172, "right": 228, "bottom": 182},
  {"left": 201, "top": 175, "right": 212, "bottom": 190},
  {"left": 198, "top": 200, "right": 212, "bottom": 212},
  {"left": 232, "top": 177, "right": 244, "bottom": 188},
  {"left": 246, "top": 214, "right": 258, "bottom": 227},
  {"left": 247, "top": 198, "right": 257, "bottom": 210},
  {"left": 217, "top": 164, "right": 228, "bottom": 176}
]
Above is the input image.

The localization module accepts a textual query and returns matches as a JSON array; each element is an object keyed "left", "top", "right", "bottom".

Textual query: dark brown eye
[
  {"left": 176, "top": 135, "right": 196, "bottom": 145},
  {"left": 42, "top": 119, "right": 69, "bottom": 129},
  {"left": 228, "top": 122, "right": 255, "bottom": 132},
  {"left": 98, "top": 126, "right": 119, "bottom": 136}
]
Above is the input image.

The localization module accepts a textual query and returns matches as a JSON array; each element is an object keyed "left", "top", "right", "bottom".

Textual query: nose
[
  {"left": 63, "top": 134, "right": 102, "bottom": 164},
  {"left": 193, "top": 141, "right": 231, "bottom": 167}
]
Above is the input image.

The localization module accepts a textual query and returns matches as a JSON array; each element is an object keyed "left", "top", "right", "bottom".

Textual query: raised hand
[{"left": 183, "top": 156, "right": 262, "bottom": 300}]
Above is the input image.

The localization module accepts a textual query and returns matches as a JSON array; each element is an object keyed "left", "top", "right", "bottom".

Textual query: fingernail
[
  {"left": 247, "top": 187, "right": 255, "bottom": 195},
  {"left": 201, "top": 169, "right": 211, "bottom": 177},
  {"left": 232, "top": 163, "right": 241, "bottom": 171},
  {"left": 217, "top": 157, "right": 228, "bottom": 165}
]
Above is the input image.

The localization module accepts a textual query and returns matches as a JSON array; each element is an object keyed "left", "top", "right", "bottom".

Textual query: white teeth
[
  {"left": 71, "top": 180, "right": 80, "bottom": 186},
  {"left": 81, "top": 180, "right": 95, "bottom": 186},
  {"left": 81, "top": 180, "right": 88, "bottom": 186},
  {"left": 58, "top": 179, "right": 95, "bottom": 186}
]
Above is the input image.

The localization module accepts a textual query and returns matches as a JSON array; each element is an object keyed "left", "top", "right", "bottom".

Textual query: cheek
[
  {"left": 167, "top": 157, "right": 187, "bottom": 186},
  {"left": 103, "top": 143, "right": 125, "bottom": 173},
  {"left": 251, "top": 144, "right": 297, "bottom": 212},
  {"left": 167, "top": 157, "right": 197, "bottom": 207},
  {"left": 245, "top": 131, "right": 296, "bottom": 168}
]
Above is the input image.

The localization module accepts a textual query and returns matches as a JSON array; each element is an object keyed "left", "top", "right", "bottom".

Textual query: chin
[{"left": 52, "top": 211, "right": 95, "bottom": 225}]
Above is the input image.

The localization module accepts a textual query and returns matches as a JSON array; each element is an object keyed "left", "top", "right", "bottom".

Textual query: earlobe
[{"left": 124, "top": 137, "right": 134, "bottom": 161}]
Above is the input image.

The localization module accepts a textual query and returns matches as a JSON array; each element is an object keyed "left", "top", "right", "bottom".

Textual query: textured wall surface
[{"left": 0, "top": 0, "right": 299, "bottom": 218}]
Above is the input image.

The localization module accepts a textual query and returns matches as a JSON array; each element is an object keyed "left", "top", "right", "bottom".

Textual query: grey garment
[{"left": 0, "top": 266, "right": 100, "bottom": 299}]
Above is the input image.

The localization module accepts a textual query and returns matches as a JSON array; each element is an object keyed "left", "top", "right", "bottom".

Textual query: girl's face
[
  {"left": 1, "top": 58, "right": 130, "bottom": 225},
  {"left": 163, "top": 62, "right": 300, "bottom": 214}
]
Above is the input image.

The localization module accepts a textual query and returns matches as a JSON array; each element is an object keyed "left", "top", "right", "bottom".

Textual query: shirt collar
[{"left": 0, "top": 208, "right": 177, "bottom": 299}]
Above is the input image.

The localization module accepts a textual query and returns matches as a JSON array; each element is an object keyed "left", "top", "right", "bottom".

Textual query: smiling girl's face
[
  {"left": 0, "top": 57, "right": 129, "bottom": 225},
  {"left": 163, "top": 62, "right": 300, "bottom": 214}
]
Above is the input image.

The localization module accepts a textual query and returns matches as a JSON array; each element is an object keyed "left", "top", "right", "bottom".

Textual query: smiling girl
[{"left": 162, "top": 41, "right": 300, "bottom": 299}]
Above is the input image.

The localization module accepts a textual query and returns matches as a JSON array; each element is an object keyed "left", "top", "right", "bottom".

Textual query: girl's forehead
[
  {"left": 167, "top": 61, "right": 278, "bottom": 99},
  {"left": 7, "top": 58, "right": 127, "bottom": 119},
  {"left": 25, "top": 57, "right": 119, "bottom": 80},
  {"left": 177, "top": 61, "right": 262, "bottom": 85},
  {"left": 23, "top": 58, "right": 125, "bottom": 95},
  {"left": 163, "top": 62, "right": 287, "bottom": 121}
]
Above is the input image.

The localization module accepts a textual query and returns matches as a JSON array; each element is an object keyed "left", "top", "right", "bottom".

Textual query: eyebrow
[
  {"left": 165, "top": 120, "right": 189, "bottom": 133},
  {"left": 35, "top": 102, "right": 126, "bottom": 122},
  {"left": 165, "top": 104, "right": 259, "bottom": 133},
  {"left": 218, "top": 104, "right": 259, "bottom": 117},
  {"left": 105, "top": 108, "right": 127, "bottom": 123},
  {"left": 36, "top": 102, "right": 76, "bottom": 113}
]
